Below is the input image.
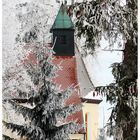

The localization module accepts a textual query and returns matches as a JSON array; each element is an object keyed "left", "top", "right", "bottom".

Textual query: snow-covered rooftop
[{"left": 84, "top": 91, "right": 102, "bottom": 100}]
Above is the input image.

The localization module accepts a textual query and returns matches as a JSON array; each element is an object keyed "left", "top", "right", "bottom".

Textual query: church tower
[
  {"left": 50, "top": 3, "right": 85, "bottom": 139},
  {"left": 50, "top": 3, "right": 102, "bottom": 140},
  {"left": 50, "top": 3, "right": 75, "bottom": 56}
]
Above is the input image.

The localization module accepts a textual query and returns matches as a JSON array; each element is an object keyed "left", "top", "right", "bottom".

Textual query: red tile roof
[
  {"left": 52, "top": 56, "right": 84, "bottom": 132},
  {"left": 52, "top": 56, "right": 77, "bottom": 89},
  {"left": 24, "top": 52, "right": 85, "bottom": 133}
]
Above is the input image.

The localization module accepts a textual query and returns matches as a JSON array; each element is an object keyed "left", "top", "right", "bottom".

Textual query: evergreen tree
[
  {"left": 71, "top": 0, "right": 137, "bottom": 51},
  {"left": 3, "top": 47, "right": 81, "bottom": 140},
  {"left": 69, "top": 0, "right": 137, "bottom": 139},
  {"left": 98, "top": 128, "right": 106, "bottom": 140},
  {"left": 3, "top": 1, "right": 81, "bottom": 139}
]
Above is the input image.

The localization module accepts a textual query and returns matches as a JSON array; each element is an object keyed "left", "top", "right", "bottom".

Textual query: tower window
[{"left": 60, "top": 35, "right": 67, "bottom": 44}]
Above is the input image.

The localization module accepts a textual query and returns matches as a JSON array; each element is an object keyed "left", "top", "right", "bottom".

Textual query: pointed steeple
[
  {"left": 51, "top": 3, "right": 74, "bottom": 31},
  {"left": 50, "top": 3, "right": 75, "bottom": 56}
]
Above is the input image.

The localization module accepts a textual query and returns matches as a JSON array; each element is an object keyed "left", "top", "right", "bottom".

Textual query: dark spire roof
[{"left": 51, "top": 3, "right": 74, "bottom": 30}]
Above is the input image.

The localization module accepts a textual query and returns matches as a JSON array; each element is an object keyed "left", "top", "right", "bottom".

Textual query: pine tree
[
  {"left": 71, "top": 0, "right": 137, "bottom": 51},
  {"left": 70, "top": 0, "right": 137, "bottom": 139},
  {"left": 3, "top": 1, "right": 81, "bottom": 139},
  {"left": 3, "top": 47, "right": 81, "bottom": 140}
]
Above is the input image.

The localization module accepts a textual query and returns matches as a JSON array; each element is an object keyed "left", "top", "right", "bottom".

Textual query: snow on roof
[
  {"left": 81, "top": 91, "right": 102, "bottom": 104},
  {"left": 75, "top": 44, "right": 94, "bottom": 97},
  {"left": 84, "top": 91, "right": 102, "bottom": 100}
]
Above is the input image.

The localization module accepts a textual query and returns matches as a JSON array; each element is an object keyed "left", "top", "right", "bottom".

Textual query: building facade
[{"left": 51, "top": 3, "right": 102, "bottom": 140}]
